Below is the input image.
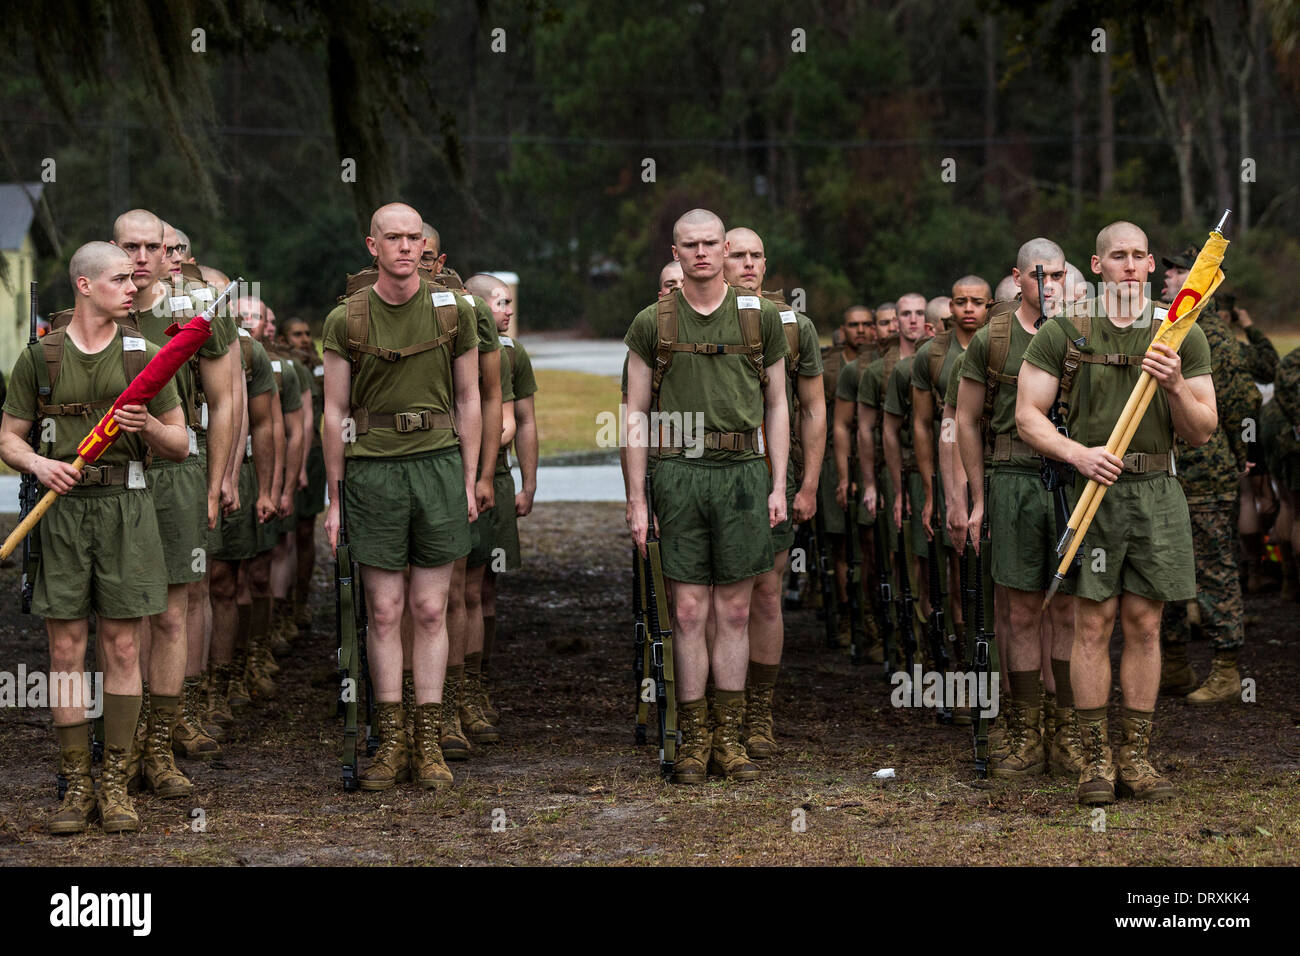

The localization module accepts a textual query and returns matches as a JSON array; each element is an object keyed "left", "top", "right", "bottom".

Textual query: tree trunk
[
  {"left": 1098, "top": 53, "right": 1115, "bottom": 195},
  {"left": 984, "top": 14, "right": 997, "bottom": 192}
]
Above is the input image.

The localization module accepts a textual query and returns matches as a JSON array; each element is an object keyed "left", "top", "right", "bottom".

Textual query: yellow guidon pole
[{"left": 1043, "top": 212, "right": 1231, "bottom": 607}]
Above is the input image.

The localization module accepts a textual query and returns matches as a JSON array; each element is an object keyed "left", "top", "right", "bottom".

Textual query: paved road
[
  {"left": 524, "top": 334, "right": 625, "bottom": 378},
  {"left": 0, "top": 464, "right": 627, "bottom": 514}
]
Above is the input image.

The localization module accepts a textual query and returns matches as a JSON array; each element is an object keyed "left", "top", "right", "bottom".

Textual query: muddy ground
[{"left": 0, "top": 503, "right": 1296, "bottom": 866}]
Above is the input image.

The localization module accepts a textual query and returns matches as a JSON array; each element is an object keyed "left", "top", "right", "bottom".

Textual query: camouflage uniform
[
  {"left": 1236, "top": 323, "right": 1278, "bottom": 385},
  {"left": 1267, "top": 349, "right": 1300, "bottom": 493},
  {"left": 1160, "top": 314, "right": 1255, "bottom": 652}
]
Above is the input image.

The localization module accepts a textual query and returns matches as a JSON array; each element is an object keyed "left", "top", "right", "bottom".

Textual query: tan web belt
[
  {"left": 351, "top": 408, "right": 455, "bottom": 435},
  {"left": 991, "top": 434, "right": 1036, "bottom": 461},
  {"left": 1120, "top": 451, "right": 1172, "bottom": 474},
  {"left": 656, "top": 428, "right": 763, "bottom": 457},
  {"left": 77, "top": 463, "right": 143, "bottom": 486}
]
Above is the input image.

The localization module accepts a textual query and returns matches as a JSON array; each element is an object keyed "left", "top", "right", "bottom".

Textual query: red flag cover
[{"left": 76, "top": 314, "right": 213, "bottom": 464}]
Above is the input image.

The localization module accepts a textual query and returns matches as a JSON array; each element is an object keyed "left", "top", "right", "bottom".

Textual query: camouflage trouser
[{"left": 1161, "top": 500, "right": 1244, "bottom": 651}]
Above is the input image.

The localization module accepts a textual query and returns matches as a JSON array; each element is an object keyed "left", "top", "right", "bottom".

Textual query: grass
[{"left": 533, "top": 369, "right": 620, "bottom": 459}]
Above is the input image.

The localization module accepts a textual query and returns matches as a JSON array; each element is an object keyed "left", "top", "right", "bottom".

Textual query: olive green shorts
[
  {"left": 296, "top": 444, "right": 327, "bottom": 517},
  {"left": 149, "top": 456, "right": 208, "bottom": 585},
  {"left": 215, "top": 460, "right": 262, "bottom": 562},
  {"left": 195, "top": 444, "right": 222, "bottom": 555},
  {"left": 469, "top": 470, "right": 522, "bottom": 570},
  {"left": 1071, "top": 473, "right": 1195, "bottom": 603},
  {"left": 989, "top": 466, "right": 1073, "bottom": 594},
  {"left": 652, "top": 457, "right": 774, "bottom": 586},
  {"left": 34, "top": 488, "right": 168, "bottom": 620},
  {"left": 904, "top": 470, "right": 929, "bottom": 561},
  {"left": 345, "top": 449, "right": 471, "bottom": 571},
  {"left": 816, "top": 453, "right": 844, "bottom": 535}
]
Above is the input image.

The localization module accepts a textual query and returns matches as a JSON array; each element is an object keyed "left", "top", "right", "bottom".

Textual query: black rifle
[
  {"left": 642, "top": 474, "right": 677, "bottom": 775},
  {"left": 894, "top": 473, "right": 918, "bottom": 678},
  {"left": 925, "top": 508, "right": 953, "bottom": 723},
  {"left": 632, "top": 547, "right": 650, "bottom": 744},
  {"left": 844, "top": 452, "right": 866, "bottom": 664},
  {"left": 873, "top": 498, "right": 895, "bottom": 679},
  {"left": 811, "top": 508, "right": 838, "bottom": 648},
  {"left": 336, "top": 480, "right": 371, "bottom": 789},
  {"left": 1035, "top": 265, "right": 1082, "bottom": 578},
  {"left": 971, "top": 475, "right": 993, "bottom": 778},
  {"left": 20, "top": 282, "right": 40, "bottom": 615}
]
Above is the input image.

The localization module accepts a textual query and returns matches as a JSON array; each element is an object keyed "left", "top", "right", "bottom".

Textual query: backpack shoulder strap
[
  {"left": 41, "top": 328, "right": 66, "bottom": 405},
  {"left": 345, "top": 288, "right": 371, "bottom": 366},
  {"left": 49, "top": 309, "right": 74, "bottom": 332},
  {"left": 928, "top": 329, "right": 952, "bottom": 395},
  {"left": 760, "top": 290, "right": 799, "bottom": 370},
  {"left": 734, "top": 291, "right": 769, "bottom": 390},
  {"left": 118, "top": 326, "right": 149, "bottom": 384},
  {"left": 882, "top": 345, "right": 900, "bottom": 388},
  {"left": 652, "top": 291, "right": 678, "bottom": 403},
  {"left": 238, "top": 331, "right": 254, "bottom": 382}
]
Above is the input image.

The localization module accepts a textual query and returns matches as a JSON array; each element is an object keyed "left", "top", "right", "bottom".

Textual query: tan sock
[{"left": 103, "top": 693, "right": 143, "bottom": 751}]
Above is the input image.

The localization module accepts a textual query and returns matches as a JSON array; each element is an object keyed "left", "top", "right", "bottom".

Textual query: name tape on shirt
[
  {"left": 736, "top": 295, "right": 761, "bottom": 310},
  {"left": 461, "top": 294, "right": 476, "bottom": 307},
  {"left": 498, "top": 335, "right": 513, "bottom": 347},
  {"left": 123, "top": 336, "right": 147, "bottom": 352},
  {"left": 313, "top": 365, "right": 324, "bottom": 377},
  {"left": 238, "top": 328, "right": 251, "bottom": 338},
  {"left": 169, "top": 296, "right": 193, "bottom": 312},
  {"left": 432, "top": 291, "right": 458, "bottom": 308},
  {"left": 271, "top": 360, "right": 282, "bottom": 373},
  {"left": 191, "top": 287, "right": 215, "bottom": 304},
  {"left": 780, "top": 310, "right": 797, "bottom": 325}
]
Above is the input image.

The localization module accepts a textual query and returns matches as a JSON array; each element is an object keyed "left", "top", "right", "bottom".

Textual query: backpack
[
  {"left": 1052, "top": 298, "right": 1164, "bottom": 421},
  {"left": 649, "top": 285, "right": 769, "bottom": 456},
  {"left": 31, "top": 325, "right": 150, "bottom": 436},
  {"left": 979, "top": 298, "right": 1020, "bottom": 442},
  {"left": 762, "top": 289, "right": 804, "bottom": 465}
]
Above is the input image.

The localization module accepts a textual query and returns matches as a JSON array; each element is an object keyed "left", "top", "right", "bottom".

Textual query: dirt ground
[{"left": 0, "top": 502, "right": 1296, "bottom": 867}]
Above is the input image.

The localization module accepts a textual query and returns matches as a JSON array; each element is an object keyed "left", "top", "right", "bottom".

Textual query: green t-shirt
[
  {"left": 856, "top": 357, "right": 886, "bottom": 409},
  {"left": 944, "top": 351, "right": 964, "bottom": 409},
  {"left": 3, "top": 329, "right": 181, "bottom": 486},
  {"left": 624, "top": 287, "right": 787, "bottom": 461},
  {"left": 322, "top": 284, "right": 478, "bottom": 458},
  {"left": 961, "top": 317, "right": 1038, "bottom": 469},
  {"left": 1021, "top": 300, "right": 1212, "bottom": 456},
  {"left": 468, "top": 295, "right": 501, "bottom": 353},
  {"left": 883, "top": 355, "right": 917, "bottom": 450},
  {"left": 297, "top": 351, "right": 324, "bottom": 443},
  {"left": 502, "top": 335, "right": 537, "bottom": 402},
  {"left": 135, "top": 287, "right": 229, "bottom": 429},
  {"left": 238, "top": 331, "right": 279, "bottom": 402},
  {"left": 912, "top": 335, "right": 968, "bottom": 418},
  {"left": 269, "top": 354, "right": 304, "bottom": 414}
]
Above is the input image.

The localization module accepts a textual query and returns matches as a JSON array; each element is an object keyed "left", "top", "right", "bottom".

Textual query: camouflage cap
[{"left": 1161, "top": 245, "right": 1199, "bottom": 270}]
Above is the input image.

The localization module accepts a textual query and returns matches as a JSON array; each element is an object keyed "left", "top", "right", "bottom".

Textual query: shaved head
[
  {"left": 672, "top": 208, "right": 725, "bottom": 245},
  {"left": 725, "top": 227, "right": 763, "bottom": 250},
  {"left": 1015, "top": 238, "right": 1065, "bottom": 274},
  {"left": 952, "top": 275, "right": 990, "bottom": 297},
  {"left": 1096, "top": 221, "right": 1147, "bottom": 257},
  {"left": 1065, "top": 262, "right": 1088, "bottom": 301},
  {"left": 465, "top": 273, "right": 506, "bottom": 300},
  {"left": 926, "top": 296, "right": 951, "bottom": 326},
  {"left": 897, "top": 292, "right": 926, "bottom": 313},
  {"left": 112, "top": 208, "right": 163, "bottom": 244},
  {"left": 200, "top": 265, "right": 230, "bottom": 287},
  {"left": 369, "top": 202, "right": 423, "bottom": 238},
  {"left": 69, "top": 241, "right": 130, "bottom": 287},
  {"left": 421, "top": 221, "right": 440, "bottom": 255},
  {"left": 994, "top": 275, "right": 1018, "bottom": 301}
]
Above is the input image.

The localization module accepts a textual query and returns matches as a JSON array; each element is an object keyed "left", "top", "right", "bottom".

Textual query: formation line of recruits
[
  {"left": 6, "top": 201, "right": 537, "bottom": 835},
  {"left": 622, "top": 209, "right": 1264, "bottom": 807}
]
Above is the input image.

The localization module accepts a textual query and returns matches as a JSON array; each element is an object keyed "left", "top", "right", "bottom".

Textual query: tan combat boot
[
  {"left": 401, "top": 671, "right": 416, "bottom": 750},
  {"left": 1075, "top": 712, "right": 1116, "bottom": 805},
  {"left": 709, "top": 692, "right": 759, "bottom": 781},
  {"left": 439, "top": 671, "right": 472, "bottom": 761},
  {"left": 460, "top": 669, "right": 500, "bottom": 744},
  {"left": 359, "top": 702, "right": 410, "bottom": 791},
  {"left": 49, "top": 746, "right": 96, "bottom": 835},
  {"left": 98, "top": 745, "right": 140, "bottom": 833},
  {"left": 1186, "top": 651, "right": 1242, "bottom": 705},
  {"left": 1042, "top": 691, "right": 1057, "bottom": 742},
  {"left": 671, "top": 699, "right": 709, "bottom": 785},
  {"left": 473, "top": 668, "right": 500, "bottom": 728},
  {"left": 226, "top": 651, "right": 252, "bottom": 710},
  {"left": 1115, "top": 713, "right": 1174, "bottom": 801},
  {"left": 173, "top": 677, "right": 220, "bottom": 759},
  {"left": 268, "top": 600, "right": 292, "bottom": 657},
  {"left": 1049, "top": 703, "right": 1085, "bottom": 776},
  {"left": 244, "top": 638, "right": 276, "bottom": 699},
  {"left": 990, "top": 697, "right": 1045, "bottom": 778},
  {"left": 411, "top": 702, "right": 454, "bottom": 790},
  {"left": 205, "top": 666, "right": 235, "bottom": 731},
  {"left": 742, "top": 683, "right": 779, "bottom": 759},
  {"left": 1159, "top": 642, "right": 1198, "bottom": 697},
  {"left": 143, "top": 703, "right": 194, "bottom": 799}
]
